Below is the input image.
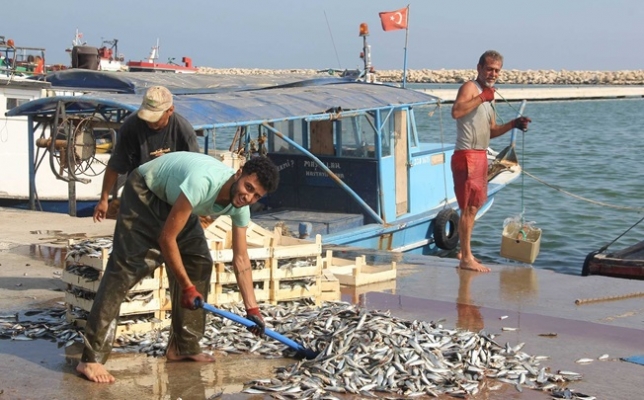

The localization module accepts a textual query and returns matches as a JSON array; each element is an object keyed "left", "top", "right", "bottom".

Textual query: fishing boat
[
  {"left": 126, "top": 39, "right": 197, "bottom": 74},
  {"left": 6, "top": 23, "right": 523, "bottom": 254},
  {"left": 7, "top": 68, "right": 523, "bottom": 254},
  {"left": 582, "top": 242, "right": 644, "bottom": 280},
  {"left": 1, "top": 35, "right": 46, "bottom": 76},
  {"left": 66, "top": 30, "right": 127, "bottom": 72}
]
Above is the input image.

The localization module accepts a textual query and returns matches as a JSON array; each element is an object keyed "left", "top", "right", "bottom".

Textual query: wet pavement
[{"left": 1, "top": 207, "right": 643, "bottom": 399}]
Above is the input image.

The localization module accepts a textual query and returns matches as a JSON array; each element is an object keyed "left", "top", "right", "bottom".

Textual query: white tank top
[{"left": 455, "top": 80, "right": 493, "bottom": 150}]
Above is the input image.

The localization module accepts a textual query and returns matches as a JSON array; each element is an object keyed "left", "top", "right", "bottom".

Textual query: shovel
[{"left": 196, "top": 300, "right": 319, "bottom": 360}]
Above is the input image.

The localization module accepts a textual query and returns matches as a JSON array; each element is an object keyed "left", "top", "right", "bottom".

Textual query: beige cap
[{"left": 137, "top": 86, "right": 173, "bottom": 123}]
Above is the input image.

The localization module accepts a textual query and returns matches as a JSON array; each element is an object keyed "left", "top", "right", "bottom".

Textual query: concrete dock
[
  {"left": 1, "top": 207, "right": 643, "bottom": 399},
  {"left": 417, "top": 85, "right": 644, "bottom": 103}
]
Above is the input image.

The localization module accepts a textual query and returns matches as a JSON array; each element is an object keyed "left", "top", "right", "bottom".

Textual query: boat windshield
[{"left": 269, "top": 113, "right": 381, "bottom": 158}]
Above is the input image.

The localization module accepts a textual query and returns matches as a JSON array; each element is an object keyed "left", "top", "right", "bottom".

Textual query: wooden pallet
[{"left": 323, "top": 250, "right": 397, "bottom": 286}]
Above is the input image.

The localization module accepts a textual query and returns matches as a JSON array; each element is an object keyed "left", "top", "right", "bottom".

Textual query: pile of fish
[
  {"left": 1, "top": 301, "right": 595, "bottom": 399},
  {"left": 65, "top": 237, "right": 113, "bottom": 263}
]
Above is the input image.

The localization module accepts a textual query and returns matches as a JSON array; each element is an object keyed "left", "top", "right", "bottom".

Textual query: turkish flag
[{"left": 379, "top": 7, "right": 408, "bottom": 31}]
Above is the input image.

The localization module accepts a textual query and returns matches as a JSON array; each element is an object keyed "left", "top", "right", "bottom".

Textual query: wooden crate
[
  {"left": 320, "top": 270, "right": 341, "bottom": 303},
  {"left": 62, "top": 266, "right": 164, "bottom": 293},
  {"left": 66, "top": 247, "right": 110, "bottom": 271},
  {"left": 270, "top": 255, "right": 322, "bottom": 280},
  {"left": 208, "top": 280, "right": 271, "bottom": 306},
  {"left": 271, "top": 231, "right": 322, "bottom": 259},
  {"left": 65, "top": 289, "right": 163, "bottom": 316},
  {"left": 204, "top": 216, "right": 276, "bottom": 248},
  {"left": 210, "top": 244, "right": 272, "bottom": 263},
  {"left": 213, "top": 261, "right": 271, "bottom": 285},
  {"left": 323, "top": 250, "right": 397, "bottom": 286},
  {"left": 66, "top": 307, "right": 170, "bottom": 336},
  {"left": 270, "top": 275, "right": 321, "bottom": 305}
]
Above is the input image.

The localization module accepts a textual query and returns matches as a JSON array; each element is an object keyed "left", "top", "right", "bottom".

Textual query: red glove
[
  {"left": 246, "top": 307, "right": 265, "bottom": 336},
  {"left": 479, "top": 86, "right": 495, "bottom": 102},
  {"left": 181, "top": 285, "right": 203, "bottom": 310},
  {"left": 513, "top": 116, "right": 532, "bottom": 131}
]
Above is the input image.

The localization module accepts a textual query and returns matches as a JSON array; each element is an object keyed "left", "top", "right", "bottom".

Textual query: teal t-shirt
[{"left": 138, "top": 152, "right": 250, "bottom": 227}]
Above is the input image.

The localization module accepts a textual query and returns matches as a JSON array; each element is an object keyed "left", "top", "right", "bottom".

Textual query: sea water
[
  {"left": 205, "top": 87, "right": 644, "bottom": 276},
  {"left": 417, "top": 92, "right": 644, "bottom": 276},
  {"left": 470, "top": 96, "right": 644, "bottom": 275}
]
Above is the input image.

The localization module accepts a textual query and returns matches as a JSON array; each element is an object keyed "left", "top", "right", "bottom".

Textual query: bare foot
[
  {"left": 457, "top": 252, "right": 481, "bottom": 263},
  {"left": 76, "top": 361, "right": 115, "bottom": 383},
  {"left": 458, "top": 259, "right": 491, "bottom": 273},
  {"left": 166, "top": 345, "right": 216, "bottom": 362}
]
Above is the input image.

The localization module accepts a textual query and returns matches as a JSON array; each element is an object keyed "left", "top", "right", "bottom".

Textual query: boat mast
[
  {"left": 359, "top": 23, "right": 375, "bottom": 83},
  {"left": 147, "top": 39, "right": 159, "bottom": 63}
]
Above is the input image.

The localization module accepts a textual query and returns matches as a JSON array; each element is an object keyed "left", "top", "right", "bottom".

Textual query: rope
[
  {"left": 575, "top": 291, "right": 644, "bottom": 305},
  {"left": 495, "top": 90, "right": 520, "bottom": 113},
  {"left": 522, "top": 170, "right": 644, "bottom": 212},
  {"left": 520, "top": 131, "right": 526, "bottom": 224},
  {"left": 435, "top": 103, "right": 450, "bottom": 207}
]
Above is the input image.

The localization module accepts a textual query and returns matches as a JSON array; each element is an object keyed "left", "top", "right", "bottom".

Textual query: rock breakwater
[{"left": 198, "top": 67, "right": 644, "bottom": 85}]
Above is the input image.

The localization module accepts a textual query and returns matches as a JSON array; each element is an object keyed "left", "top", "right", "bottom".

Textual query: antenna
[{"left": 323, "top": 11, "right": 342, "bottom": 69}]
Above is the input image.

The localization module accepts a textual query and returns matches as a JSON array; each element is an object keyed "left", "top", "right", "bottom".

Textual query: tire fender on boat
[{"left": 434, "top": 208, "right": 460, "bottom": 250}]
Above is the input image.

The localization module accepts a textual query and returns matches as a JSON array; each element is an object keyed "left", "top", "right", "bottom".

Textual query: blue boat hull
[{"left": 0, "top": 199, "right": 98, "bottom": 218}]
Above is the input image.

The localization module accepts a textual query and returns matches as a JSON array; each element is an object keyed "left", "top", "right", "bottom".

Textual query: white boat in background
[
  {"left": 1, "top": 34, "right": 112, "bottom": 216},
  {"left": 66, "top": 29, "right": 128, "bottom": 72}
]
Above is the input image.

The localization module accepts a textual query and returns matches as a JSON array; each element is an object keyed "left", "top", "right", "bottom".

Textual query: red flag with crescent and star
[{"left": 379, "top": 7, "right": 408, "bottom": 31}]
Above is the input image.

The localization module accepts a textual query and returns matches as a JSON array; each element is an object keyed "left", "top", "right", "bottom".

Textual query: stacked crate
[
  {"left": 62, "top": 238, "right": 170, "bottom": 336},
  {"left": 205, "top": 218, "right": 274, "bottom": 305},
  {"left": 269, "top": 231, "right": 323, "bottom": 305},
  {"left": 209, "top": 240, "right": 272, "bottom": 305},
  {"left": 205, "top": 217, "right": 327, "bottom": 306}
]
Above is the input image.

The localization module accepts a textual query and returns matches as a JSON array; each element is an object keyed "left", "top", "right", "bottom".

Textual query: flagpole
[{"left": 402, "top": 5, "right": 410, "bottom": 88}]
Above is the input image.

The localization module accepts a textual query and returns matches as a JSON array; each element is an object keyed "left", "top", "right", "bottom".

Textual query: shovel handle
[{"left": 196, "top": 300, "right": 316, "bottom": 358}]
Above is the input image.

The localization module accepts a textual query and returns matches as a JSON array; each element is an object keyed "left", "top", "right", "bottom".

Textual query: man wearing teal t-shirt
[{"left": 77, "top": 152, "right": 280, "bottom": 383}]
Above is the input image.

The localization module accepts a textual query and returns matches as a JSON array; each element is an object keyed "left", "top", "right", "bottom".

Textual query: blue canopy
[
  {"left": 8, "top": 81, "right": 440, "bottom": 130},
  {"left": 34, "top": 69, "right": 351, "bottom": 95}
]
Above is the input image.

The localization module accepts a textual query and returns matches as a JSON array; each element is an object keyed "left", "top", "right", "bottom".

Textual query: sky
[{"left": 5, "top": 0, "right": 644, "bottom": 71}]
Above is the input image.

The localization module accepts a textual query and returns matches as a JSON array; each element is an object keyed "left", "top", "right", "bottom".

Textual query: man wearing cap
[{"left": 93, "top": 85, "right": 199, "bottom": 222}]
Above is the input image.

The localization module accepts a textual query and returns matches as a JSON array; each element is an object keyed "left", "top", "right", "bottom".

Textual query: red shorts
[{"left": 451, "top": 150, "right": 488, "bottom": 209}]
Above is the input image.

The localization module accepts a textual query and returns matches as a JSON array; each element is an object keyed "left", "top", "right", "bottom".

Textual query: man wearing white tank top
[{"left": 451, "top": 50, "right": 531, "bottom": 272}]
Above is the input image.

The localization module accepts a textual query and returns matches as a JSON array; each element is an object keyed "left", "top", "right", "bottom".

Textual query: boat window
[
  {"left": 380, "top": 110, "right": 395, "bottom": 157},
  {"left": 340, "top": 114, "right": 377, "bottom": 158},
  {"left": 408, "top": 110, "right": 418, "bottom": 148},
  {"left": 270, "top": 120, "right": 304, "bottom": 154},
  {"left": 5, "top": 97, "right": 29, "bottom": 112}
]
